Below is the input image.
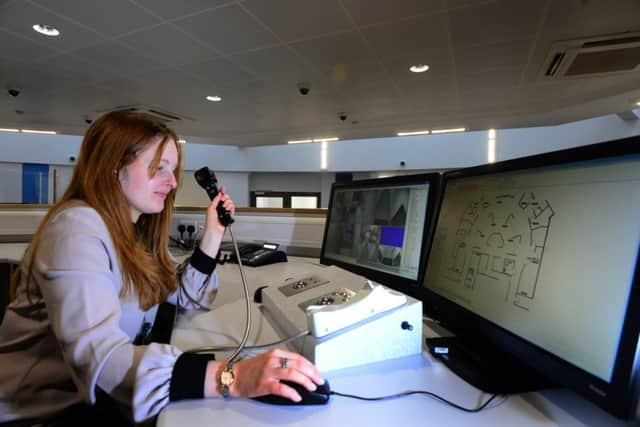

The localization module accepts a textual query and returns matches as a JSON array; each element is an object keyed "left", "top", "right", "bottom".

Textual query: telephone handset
[{"left": 194, "top": 167, "right": 234, "bottom": 226}]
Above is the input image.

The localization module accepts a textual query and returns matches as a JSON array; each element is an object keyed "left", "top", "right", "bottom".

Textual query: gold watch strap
[{"left": 221, "top": 361, "right": 234, "bottom": 398}]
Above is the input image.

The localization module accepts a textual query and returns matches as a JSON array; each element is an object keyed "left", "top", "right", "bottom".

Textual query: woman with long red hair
[{"left": 0, "top": 111, "right": 322, "bottom": 426}]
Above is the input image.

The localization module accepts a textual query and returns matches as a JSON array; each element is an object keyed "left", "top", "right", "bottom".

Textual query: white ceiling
[{"left": 1, "top": 0, "right": 639, "bottom": 146}]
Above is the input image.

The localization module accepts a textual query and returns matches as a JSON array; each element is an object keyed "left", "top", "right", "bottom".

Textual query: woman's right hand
[
  {"left": 204, "top": 349, "right": 324, "bottom": 402},
  {"left": 198, "top": 186, "right": 235, "bottom": 259}
]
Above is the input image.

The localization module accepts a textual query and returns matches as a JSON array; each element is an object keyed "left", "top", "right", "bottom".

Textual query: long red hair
[{"left": 11, "top": 110, "right": 183, "bottom": 310}]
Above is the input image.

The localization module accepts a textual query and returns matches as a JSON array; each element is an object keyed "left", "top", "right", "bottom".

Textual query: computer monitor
[
  {"left": 320, "top": 173, "right": 441, "bottom": 294},
  {"left": 417, "top": 135, "right": 640, "bottom": 419}
]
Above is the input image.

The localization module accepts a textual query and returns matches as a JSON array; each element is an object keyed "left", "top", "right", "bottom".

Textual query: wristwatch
[{"left": 220, "top": 361, "right": 235, "bottom": 398}]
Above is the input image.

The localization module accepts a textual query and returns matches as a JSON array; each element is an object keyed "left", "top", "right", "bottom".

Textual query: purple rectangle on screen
[{"left": 379, "top": 226, "right": 404, "bottom": 248}]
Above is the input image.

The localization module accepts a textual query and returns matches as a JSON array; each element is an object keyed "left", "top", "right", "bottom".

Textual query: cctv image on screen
[{"left": 323, "top": 183, "right": 429, "bottom": 281}]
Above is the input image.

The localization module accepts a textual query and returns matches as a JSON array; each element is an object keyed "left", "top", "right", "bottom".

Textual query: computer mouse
[{"left": 252, "top": 380, "right": 331, "bottom": 405}]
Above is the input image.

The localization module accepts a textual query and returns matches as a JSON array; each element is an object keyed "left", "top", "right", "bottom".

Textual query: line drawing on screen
[{"left": 444, "top": 192, "right": 555, "bottom": 310}]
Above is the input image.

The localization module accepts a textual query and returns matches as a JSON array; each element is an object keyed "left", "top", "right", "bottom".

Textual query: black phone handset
[{"left": 194, "top": 167, "right": 234, "bottom": 227}]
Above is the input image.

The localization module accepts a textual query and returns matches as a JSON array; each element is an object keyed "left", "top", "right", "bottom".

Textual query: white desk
[
  {"left": 159, "top": 258, "right": 639, "bottom": 427},
  {"left": 0, "top": 243, "right": 28, "bottom": 263}
]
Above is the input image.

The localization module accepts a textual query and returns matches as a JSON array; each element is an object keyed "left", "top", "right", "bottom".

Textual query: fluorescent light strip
[
  {"left": 320, "top": 141, "right": 328, "bottom": 169},
  {"left": 488, "top": 139, "right": 496, "bottom": 163},
  {"left": 488, "top": 129, "right": 496, "bottom": 164},
  {"left": 21, "top": 129, "right": 57, "bottom": 134},
  {"left": 397, "top": 130, "right": 430, "bottom": 136},
  {"left": 288, "top": 137, "right": 339, "bottom": 144},
  {"left": 0, "top": 128, "right": 20, "bottom": 133},
  {"left": 177, "top": 139, "right": 187, "bottom": 144},
  {"left": 431, "top": 127, "right": 466, "bottom": 134}
]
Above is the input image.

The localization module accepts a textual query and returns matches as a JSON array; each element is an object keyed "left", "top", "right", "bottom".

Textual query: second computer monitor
[{"left": 320, "top": 173, "right": 440, "bottom": 294}]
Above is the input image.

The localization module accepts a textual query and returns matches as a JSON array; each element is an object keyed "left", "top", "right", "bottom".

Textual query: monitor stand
[{"left": 426, "top": 336, "right": 556, "bottom": 394}]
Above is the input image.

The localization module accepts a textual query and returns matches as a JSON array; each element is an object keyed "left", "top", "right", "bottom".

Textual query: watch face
[{"left": 221, "top": 369, "right": 234, "bottom": 386}]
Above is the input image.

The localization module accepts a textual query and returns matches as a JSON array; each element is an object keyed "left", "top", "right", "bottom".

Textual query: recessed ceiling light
[
  {"left": 431, "top": 127, "right": 466, "bottom": 134},
  {"left": 206, "top": 95, "right": 222, "bottom": 102},
  {"left": 32, "top": 24, "right": 60, "bottom": 37},
  {"left": 397, "top": 130, "right": 430, "bottom": 136},
  {"left": 409, "top": 64, "right": 429, "bottom": 73}
]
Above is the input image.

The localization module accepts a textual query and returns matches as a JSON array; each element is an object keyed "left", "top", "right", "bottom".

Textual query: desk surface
[
  {"left": 0, "top": 243, "right": 28, "bottom": 263},
  {"left": 159, "top": 258, "right": 638, "bottom": 427}
]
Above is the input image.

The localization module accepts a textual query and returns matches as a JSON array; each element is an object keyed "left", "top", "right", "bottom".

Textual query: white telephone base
[{"left": 261, "top": 266, "right": 422, "bottom": 372}]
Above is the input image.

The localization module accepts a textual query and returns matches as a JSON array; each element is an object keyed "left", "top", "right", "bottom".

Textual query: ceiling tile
[
  {"left": 446, "top": 0, "right": 493, "bottom": 8},
  {"left": 322, "top": 60, "right": 389, "bottom": 92},
  {"left": 342, "top": 0, "right": 443, "bottom": 27},
  {"left": 33, "top": 53, "right": 121, "bottom": 84},
  {"left": 173, "top": 4, "right": 279, "bottom": 55},
  {"left": 70, "top": 40, "right": 165, "bottom": 74},
  {"left": 241, "top": 0, "right": 352, "bottom": 42},
  {"left": 449, "top": 0, "right": 546, "bottom": 47},
  {"left": 0, "top": 0, "right": 15, "bottom": 10},
  {"left": 185, "top": 57, "right": 257, "bottom": 86},
  {"left": 0, "top": 1, "right": 105, "bottom": 51},
  {"left": 229, "top": 46, "right": 320, "bottom": 84},
  {"left": 0, "top": 29, "right": 58, "bottom": 61},
  {"left": 0, "top": 61, "right": 78, "bottom": 97},
  {"left": 455, "top": 40, "right": 532, "bottom": 75},
  {"left": 31, "top": 0, "right": 161, "bottom": 38},
  {"left": 542, "top": 0, "right": 640, "bottom": 41},
  {"left": 290, "top": 31, "right": 376, "bottom": 71},
  {"left": 362, "top": 12, "right": 450, "bottom": 57},
  {"left": 457, "top": 67, "right": 523, "bottom": 92},
  {"left": 134, "top": 0, "right": 232, "bottom": 20},
  {"left": 381, "top": 49, "right": 453, "bottom": 83},
  {"left": 119, "top": 24, "right": 218, "bottom": 66}
]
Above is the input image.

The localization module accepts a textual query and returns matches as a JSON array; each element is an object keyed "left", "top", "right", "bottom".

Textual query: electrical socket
[{"left": 180, "top": 220, "right": 200, "bottom": 234}]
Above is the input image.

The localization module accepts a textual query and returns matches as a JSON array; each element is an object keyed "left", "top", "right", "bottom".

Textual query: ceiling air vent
[
  {"left": 99, "top": 105, "right": 193, "bottom": 123},
  {"left": 541, "top": 32, "right": 640, "bottom": 79}
]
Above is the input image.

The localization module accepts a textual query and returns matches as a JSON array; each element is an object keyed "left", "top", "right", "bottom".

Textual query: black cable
[{"left": 330, "top": 390, "right": 502, "bottom": 413}]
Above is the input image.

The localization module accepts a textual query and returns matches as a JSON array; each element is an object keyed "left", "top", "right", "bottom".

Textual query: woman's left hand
[{"left": 198, "top": 186, "right": 235, "bottom": 258}]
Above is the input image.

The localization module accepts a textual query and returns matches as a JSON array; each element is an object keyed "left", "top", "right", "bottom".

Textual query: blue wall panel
[{"left": 22, "top": 163, "right": 49, "bottom": 204}]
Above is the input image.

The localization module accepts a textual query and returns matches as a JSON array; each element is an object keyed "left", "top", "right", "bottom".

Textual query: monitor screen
[
  {"left": 320, "top": 173, "right": 440, "bottom": 293},
  {"left": 418, "top": 136, "right": 640, "bottom": 419}
]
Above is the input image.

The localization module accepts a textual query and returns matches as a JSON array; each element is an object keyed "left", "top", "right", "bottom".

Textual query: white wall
[
  {"left": 176, "top": 171, "right": 249, "bottom": 207},
  {"left": 2, "top": 110, "right": 639, "bottom": 205},
  {"left": 0, "top": 163, "right": 21, "bottom": 203},
  {"left": 498, "top": 112, "right": 640, "bottom": 161}
]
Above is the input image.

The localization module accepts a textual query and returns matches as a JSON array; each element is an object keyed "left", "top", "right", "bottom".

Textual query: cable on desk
[
  {"left": 330, "top": 390, "right": 502, "bottom": 413},
  {"left": 185, "top": 329, "right": 310, "bottom": 354},
  {"left": 222, "top": 226, "right": 251, "bottom": 365}
]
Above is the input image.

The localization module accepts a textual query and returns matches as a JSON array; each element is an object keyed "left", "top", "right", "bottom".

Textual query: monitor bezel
[
  {"left": 416, "top": 135, "right": 640, "bottom": 419},
  {"left": 320, "top": 173, "right": 441, "bottom": 295}
]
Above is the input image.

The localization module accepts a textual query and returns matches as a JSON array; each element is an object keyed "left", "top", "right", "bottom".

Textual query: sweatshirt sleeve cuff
[
  {"left": 169, "top": 353, "right": 216, "bottom": 401},
  {"left": 189, "top": 246, "right": 217, "bottom": 275}
]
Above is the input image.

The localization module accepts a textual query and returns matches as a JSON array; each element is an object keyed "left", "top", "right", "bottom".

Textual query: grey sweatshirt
[{"left": 0, "top": 205, "right": 218, "bottom": 423}]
